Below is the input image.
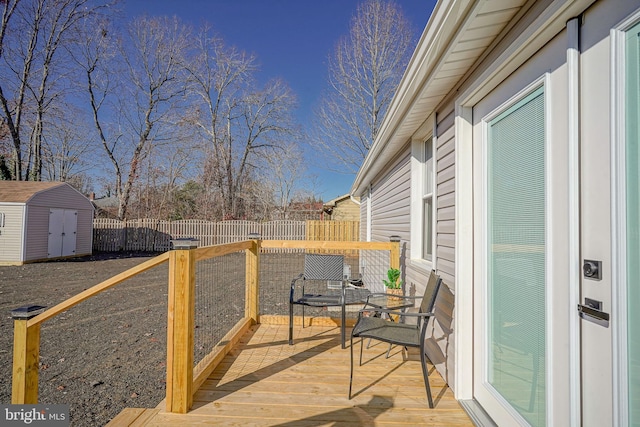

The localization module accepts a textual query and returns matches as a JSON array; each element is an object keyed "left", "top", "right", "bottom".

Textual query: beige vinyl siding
[
  {"left": 435, "top": 116, "right": 455, "bottom": 289},
  {"left": 0, "top": 205, "right": 25, "bottom": 263},
  {"left": 327, "top": 198, "right": 360, "bottom": 221}
]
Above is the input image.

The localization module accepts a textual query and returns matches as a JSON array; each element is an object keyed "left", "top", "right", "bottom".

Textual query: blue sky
[{"left": 122, "top": 0, "right": 436, "bottom": 201}]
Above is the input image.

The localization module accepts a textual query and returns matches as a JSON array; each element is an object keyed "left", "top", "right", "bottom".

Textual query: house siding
[
  {"left": 0, "top": 205, "right": 25, "bottom": 263},
  {"left": 364, "top": 133, "right": 457, "bottom": 388},
  {"left": 365, "top": 147, "right": 412, "bottom": 293},
  {"left": 370, "top": 148, "right": 412, "bottom": 244},
  {"left": 360, "top": 194, "right": 368, "bottom": 241},
  {"left": 427, "top": 108, "right": 457, "bottom": 390},
  {"left": 436, "top": 118, "right": 456, "bottom": 289}
]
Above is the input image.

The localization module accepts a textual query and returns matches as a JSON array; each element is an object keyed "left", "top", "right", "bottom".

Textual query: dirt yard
[{"left": 0, "top": 253, "right": 170, "bottom": 427}]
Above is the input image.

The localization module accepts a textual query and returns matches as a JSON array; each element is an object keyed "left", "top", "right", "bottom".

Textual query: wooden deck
[{"left": 108, "top": 324, "right": 473, "bottom": 426}]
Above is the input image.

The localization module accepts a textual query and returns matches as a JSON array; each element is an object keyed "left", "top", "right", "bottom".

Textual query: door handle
[{"left": 578, "top": 299, "right": 609, "bottom": 328}]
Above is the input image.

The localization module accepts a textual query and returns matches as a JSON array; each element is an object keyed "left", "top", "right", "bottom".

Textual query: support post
[
  {"left": 11, "top": 305, "right": 46, "bottom": 404},
  {"left": 166, "top": 239, "right": 197, "bottom": 414},
  {"left": 245, "top": 233, "right": 261, "bottom": 324}
]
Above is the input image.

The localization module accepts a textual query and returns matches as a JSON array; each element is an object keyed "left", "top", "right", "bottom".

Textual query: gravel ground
[{"left": 0, "top": 251, "right": 358, "bottom": 426}]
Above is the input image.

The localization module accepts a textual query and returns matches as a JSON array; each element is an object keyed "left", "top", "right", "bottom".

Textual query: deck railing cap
[
  {"left": 11, "top": 305, "right": 46, "bottom": 320},
  {"left": 171, "top": 238, "right": 199, "bottom": 249}
]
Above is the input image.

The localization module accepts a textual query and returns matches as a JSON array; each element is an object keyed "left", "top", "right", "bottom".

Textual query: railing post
[
  {"left": 245, "top": 233, "right": 261, "bottom": 324},
  {"left": 389, "top": 235, "right": 401, "bottom": 270},
  {"left": 166, "top": 238, "right": 198, "bottom": 414},
  {"left": 11, "top": 305, "right": 46, "bottom": 404}
]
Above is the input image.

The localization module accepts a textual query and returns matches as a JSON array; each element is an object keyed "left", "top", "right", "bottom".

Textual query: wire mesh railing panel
[
  {"left": 258, "top": 248, "right": 392, "bottom": 318},
  {"left": 194, "top": 251, "right": 246, "bottom": 366},
  {"left": 5, "top": 258, "right": 169, "bottom": 427},
  {"left": 259, "top": 250, "right": 305, "bottom": 316}
]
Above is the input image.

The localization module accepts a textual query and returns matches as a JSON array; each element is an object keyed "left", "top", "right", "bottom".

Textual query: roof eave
[{"left": 351, "top": 0, "right": 475, "bottom": 196}]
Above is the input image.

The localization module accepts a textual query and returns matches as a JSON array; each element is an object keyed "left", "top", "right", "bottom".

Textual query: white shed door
[{"left": 48, "top": 208, "right": 77, "bottom": 258}]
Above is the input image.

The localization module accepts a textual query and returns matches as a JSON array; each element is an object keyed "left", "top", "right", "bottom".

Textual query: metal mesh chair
[
  {"left": 289, "top": 253, "right": 370, "bottom": 347},
  {"left": 348, "top": 270, "right": 442, "bottom": 408}
]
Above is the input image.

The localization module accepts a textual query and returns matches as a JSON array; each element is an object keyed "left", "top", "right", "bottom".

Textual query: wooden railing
[
  {"left": 11, "top": 239, "right": 399, "bottom": 415},
  {"left": 10, "top": 254, "right": 170, "bottom": 404}
]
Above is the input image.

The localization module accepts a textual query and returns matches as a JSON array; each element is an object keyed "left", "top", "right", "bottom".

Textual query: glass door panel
[
  {"left": 486, "top": 86, "right": 546, "bottom": 426},
  {"left": 625, "top": 21, "right": 640, "bottom": 427}
]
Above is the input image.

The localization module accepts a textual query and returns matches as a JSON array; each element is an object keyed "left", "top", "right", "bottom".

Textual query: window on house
[{"left": 422, "top": 139, "right": 434, "bottom": 261}]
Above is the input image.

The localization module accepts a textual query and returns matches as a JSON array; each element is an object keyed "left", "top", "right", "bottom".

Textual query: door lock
[
  {"left": 578, "top": 298, "right": 609, "bottom": 328},
  {"left": 583, "top": 259, "right": 602, "bottom": 280}
]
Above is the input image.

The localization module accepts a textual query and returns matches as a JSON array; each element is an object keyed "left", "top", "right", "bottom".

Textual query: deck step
[{"left": 106, "top": 408, "right": 160, "bottom": 426}]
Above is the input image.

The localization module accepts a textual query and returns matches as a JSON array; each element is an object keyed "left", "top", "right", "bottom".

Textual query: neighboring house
[
  {"left": 322, "top": 194, "right": 360, "bottom": 221},
  {"left": 285, "top": 201, "right": 325, "bottom": 221},
  {"left": 0, "top": 182, "right": 94, "bottom": 264},
  {"left": 351, "top": 0, "right": 639, "bottom": 425},
  {"left": 90, "top": 193, "right": 120, "bottom": 219}
]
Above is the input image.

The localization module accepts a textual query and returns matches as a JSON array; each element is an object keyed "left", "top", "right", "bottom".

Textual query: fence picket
[{"left": 92, "top": 219, "right": 359, "bottom": 252}]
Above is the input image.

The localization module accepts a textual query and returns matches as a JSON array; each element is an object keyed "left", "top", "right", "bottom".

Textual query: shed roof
[{"left": 0, "top": 181, "right": 66, "bottom": 203}]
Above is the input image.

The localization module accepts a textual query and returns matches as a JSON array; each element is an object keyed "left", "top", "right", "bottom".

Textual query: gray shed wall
[
  {"left": 25, "top": 205, "right": 50, "bottom": 261},
  {"left": 5, "top": 184, "right": 94, "bottom": 263}
]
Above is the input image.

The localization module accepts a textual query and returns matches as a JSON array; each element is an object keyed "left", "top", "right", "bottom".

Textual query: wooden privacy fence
[{"left": 93, "top": 219, "right": 360, "bottom": 252}]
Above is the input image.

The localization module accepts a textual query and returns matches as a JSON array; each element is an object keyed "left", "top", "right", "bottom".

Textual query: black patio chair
[
  {"left": 348, "top": 270, "right": 442, "bottom": 408},
  {"left": 289, "top": 253, "right": 370, "bottom": 347}
]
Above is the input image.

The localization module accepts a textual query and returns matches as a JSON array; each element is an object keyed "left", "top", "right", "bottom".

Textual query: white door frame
[
  {"left": 454, "top": 10, "right": 582, "bottom": 427},
  {"left": 610, "top": 8, "right": 640, "bottom": 425}
]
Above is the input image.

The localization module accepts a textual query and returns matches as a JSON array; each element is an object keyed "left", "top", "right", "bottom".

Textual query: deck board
[{"left": 109, "top": 324, "right": 473, "bottom": 426}]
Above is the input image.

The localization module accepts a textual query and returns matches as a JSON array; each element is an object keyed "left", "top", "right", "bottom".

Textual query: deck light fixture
[
  {"left": 171, "top": 238, "right": 199, "bottom": 250},
  {"left": 11, "top": 305, "right": 46, "bottom": 320}
]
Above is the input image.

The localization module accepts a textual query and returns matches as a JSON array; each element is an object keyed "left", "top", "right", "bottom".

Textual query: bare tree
[
  {"left": 313, "top": 0, "right": 414, "bottom": 172},
  {"left": 257, "top": 140, "right": 311, "bottom": 220},
  {"left": 78, "top": 16, "right": 191, "bottom": 219},
  {"left": 0, "top": 0, "right": 108, "bottom": 180},
  {"left": 187, "top": 25, "right": 298, "bottom": 219},
  {"left": 0, "top": 0, "right": 21, "bottom": 179},
  {"left": 129, "top": 135, "right": 199, "bottom": 219},
  {"left": 41, "top": 104, "right": 95, "bottom": 182}
]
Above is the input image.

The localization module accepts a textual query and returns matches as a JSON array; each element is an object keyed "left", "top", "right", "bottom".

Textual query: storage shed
[{"left": 0, "top": 182, "right": 94, "bottom": 265}]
